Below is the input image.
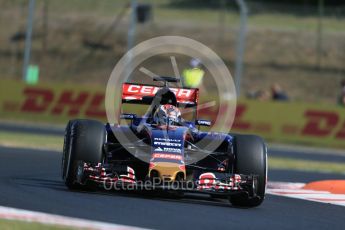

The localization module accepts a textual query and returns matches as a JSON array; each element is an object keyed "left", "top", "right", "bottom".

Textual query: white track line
[
  {"left": 267, "top": 182, "right": 345, "bottom": 207},
  {"left": 0, "top": 205, "right": 145, "bottom": 230}
]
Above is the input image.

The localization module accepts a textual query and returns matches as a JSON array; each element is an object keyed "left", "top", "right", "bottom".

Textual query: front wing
[{"left": 75, "top": 162, "right": 259, "bottom": 198}]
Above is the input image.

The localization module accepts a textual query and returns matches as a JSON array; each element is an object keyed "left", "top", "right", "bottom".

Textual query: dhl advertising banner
[
  {"left": 228, "top": 101, "right": 345, "bottom": 149},
  {"left": 0, "top": 80, "right": 107, "bottom": 124},
  {"left": 0, "top": 80, "right": 345, "bottom": 148}
]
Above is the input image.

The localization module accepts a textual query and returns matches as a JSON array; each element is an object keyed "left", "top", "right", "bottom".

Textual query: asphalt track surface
[{"left": 0, "top": 146, "right": 344, "bottom": 230}]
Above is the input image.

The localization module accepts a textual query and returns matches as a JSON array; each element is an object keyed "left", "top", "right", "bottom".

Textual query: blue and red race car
[{"left": 61, "top": 77, "right": 267, "bottom": 207}]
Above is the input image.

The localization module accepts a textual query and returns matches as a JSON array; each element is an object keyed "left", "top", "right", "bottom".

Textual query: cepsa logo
[
  {"left": 122, "top": 83, "right": 198, "bottom": 104},
  {"left": 19, "top": 87, "right": 106, "bottom": 118},
  {"left": 125, "top": 84, "right": 193, "bottom": 97}
]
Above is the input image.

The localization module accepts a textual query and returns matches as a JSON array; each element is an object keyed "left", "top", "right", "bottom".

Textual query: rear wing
[{"left": 121, "top": 83, "right": 199, "bottom": 107}]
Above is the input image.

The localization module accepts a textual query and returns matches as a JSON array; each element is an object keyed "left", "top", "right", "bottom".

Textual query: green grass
[
  {"left": 269, "top": 156, "right": 345, "bottom": 175},
  {"left": 0, "top": 131, "right": 62, "bottom": 151},
  {"left": 0, "top": 219, "right": 73, "bottom": 230}
]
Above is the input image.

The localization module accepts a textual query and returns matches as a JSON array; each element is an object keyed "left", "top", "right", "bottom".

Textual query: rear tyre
[
  {"left": 230, "top": 135, "right": 267, "bottom": 207},
  {"left": 62, "top": 119, "right": 106, "bottom": 189}
]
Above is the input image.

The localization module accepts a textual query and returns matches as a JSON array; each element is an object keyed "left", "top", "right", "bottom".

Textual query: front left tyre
[{"left": 230, "top": 134, "right": 267, "bottom": 207}]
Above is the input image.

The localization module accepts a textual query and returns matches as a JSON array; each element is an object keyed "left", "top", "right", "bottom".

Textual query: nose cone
[{"left": 149, "top": 162, "right": 185, "bottom": 182}]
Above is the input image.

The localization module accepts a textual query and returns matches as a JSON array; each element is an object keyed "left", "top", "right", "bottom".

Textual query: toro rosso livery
[{"left": 62, "top": 77, "right": 267, "bottom": 207}]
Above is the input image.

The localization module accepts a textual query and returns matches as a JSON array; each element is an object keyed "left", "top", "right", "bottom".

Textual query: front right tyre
[{"left": 61, "top": 119, "right": 106, "bottom": 189}]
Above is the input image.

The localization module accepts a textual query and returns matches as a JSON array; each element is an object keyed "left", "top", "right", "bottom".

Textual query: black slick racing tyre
[
  {"left": 62, "top": 119, "right": 106, "bottom": 189},
  {"left": 230, "top": 135, "right": 267, "bottom": 207}
]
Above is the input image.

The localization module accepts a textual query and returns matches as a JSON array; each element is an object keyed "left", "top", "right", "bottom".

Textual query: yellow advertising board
[
  {"left": 0, "top": 80, "right": 107, "bottom": 124},
  {"left": 211, "top": 100, "right": 345, "bottom": 149},
  {"left": 1, "top": 80, "right": 344, "bottom": 148}
]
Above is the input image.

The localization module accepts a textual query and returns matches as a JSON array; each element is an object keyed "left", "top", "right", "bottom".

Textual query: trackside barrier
[{"left": 1, "top": 80, "right": 344, "bottom": 148}]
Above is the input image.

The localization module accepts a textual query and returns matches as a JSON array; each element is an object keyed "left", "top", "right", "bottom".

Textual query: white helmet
[{"left": 153, "top": 104, "right": 181, "bottom": 125}]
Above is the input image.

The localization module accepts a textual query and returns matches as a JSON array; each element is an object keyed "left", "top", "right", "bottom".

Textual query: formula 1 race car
[{"left": 61, "top": 77, "right": 267, "bottom": 207}]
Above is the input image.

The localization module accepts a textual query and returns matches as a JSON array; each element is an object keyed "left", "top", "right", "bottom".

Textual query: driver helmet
[{"left": 153, "top": 104, "right": 181, "bottom": 125}]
